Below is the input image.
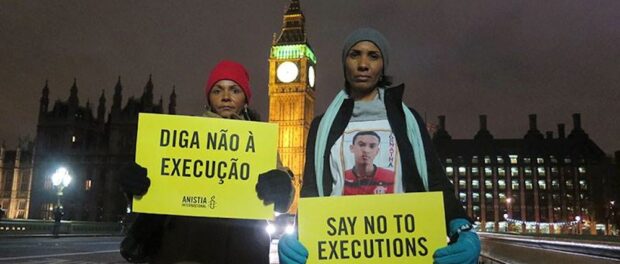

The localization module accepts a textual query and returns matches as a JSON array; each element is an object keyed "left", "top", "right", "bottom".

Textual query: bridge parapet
[{"left": 0, "top": 219, "right": 122, "bottom": 236}]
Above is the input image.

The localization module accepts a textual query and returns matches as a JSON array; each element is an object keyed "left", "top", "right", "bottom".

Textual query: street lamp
[
  {"left": 575, "top": 216, "right": 582, "bottom": 235},
  {"left": 51, "top": 167, "right": 72, "bottom": 208},
  {"left": 51, "top": 167, "right": 71, "bottom": 237}
]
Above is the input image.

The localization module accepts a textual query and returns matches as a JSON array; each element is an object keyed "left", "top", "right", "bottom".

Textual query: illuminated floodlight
[
  {"left": 51, "top": 167, "right": 71, "bottom": 187},
  {"left": 266, "top": 223, "right": 276, "bottom": 235}
]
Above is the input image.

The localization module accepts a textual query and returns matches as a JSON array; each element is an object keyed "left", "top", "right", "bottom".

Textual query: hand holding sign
[
  {"left": 279, "top": 233, "right": 309, "bottom": 264},
  {"left": 256, "top": 169, "right": 293, "bottom": 213},
  {"left": 119, "top": 162, "right": 150, "bottom": 197},
  {"left": 433, "top": 218, "right": 480, "bottom": 264}
]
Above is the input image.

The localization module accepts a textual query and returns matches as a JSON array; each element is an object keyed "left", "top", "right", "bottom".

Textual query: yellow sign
[
  {"left": 132, "top": 113, "right": 278, "bottom": 220},
  {"left": 298, "top": 192, "right": 446, "bottom": 264}
]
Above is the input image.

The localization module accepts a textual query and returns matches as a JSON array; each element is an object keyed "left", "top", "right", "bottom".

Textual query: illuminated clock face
[
  {"left": 276, "top": 61, "right": 299, "bottom": 83},
  {"left": 308, "top": 65, "right": 315, "bottom": 88}
]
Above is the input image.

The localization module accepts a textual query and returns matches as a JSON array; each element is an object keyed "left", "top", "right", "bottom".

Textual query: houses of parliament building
[{"left": 1, "top": 0, "right": 618, "bottom": 234}]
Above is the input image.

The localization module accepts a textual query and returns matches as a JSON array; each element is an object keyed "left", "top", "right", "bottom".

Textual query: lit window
[
  {"left": 579, "top": 180, "right": 587, "bottom": 190},
  {"left": 72, "top": 135, "right": 76, "bottom": 143},
  {"left": 85, "top": 179, "right": 92, "bottom": 191},
  {"left": 485, "top": 180, "right": 493, "bottom": 189},
  {"left": 485, "top": 167, "right": 492, "bottom": 177},
  {"left": 446, "top": 167, "right": 454, "bottom": 176},
  {"left": 459, "top": 192, "right": 466, "bottom": 203},
  {"left": 524, "top": 167, "right": 532, "bottom": 176},
  {"left": 537, "top": 167, "right": 546, "bottom": 176},
  {"left": 484, "top": 156, "right": 491, "bottom": 164},
  {"left": 578, "top": 167, "right": 586, "bottom": 174},
  {"left": 472, "top": 156, "right": 479, "bottom": 163},
  {"left": 511, "top": 180, "right": 520, "bottom": 190},
  {"left": 498, "top": 167, "right": 506, "bottom": 177},
  {"left": 525, "top": 180, "right": 533, "bottom": 190},
  {"left": 472, "top": 180, "right": 480, "bottom": 189},
  {"left": 459, "top": 180, "right": 466, "bottom": 189},
  {"left": 537, "top": 157, "right": 544, "bottom": 164},
  {"left": 458, "top": 167, "right": 466, "bottom": 176},
  {"left": 473, "top": 205, "right": 480, "bottom": 212},
  {"left": 551, "top": 167, "right": 559, "bottom": 175},
  {"left": 472, "top": 167, "right": 479, "bottom": 174},
  {"left": 538, "top": 180, "right": 547, "bottom": 190},
  {"left": 499, "top": 193, "right": 506, "bottom": 201},
  {"left": 509, "top": 155, "right": 518, "bottom": 164},
  {"left": 446, "top": 158, "right": 453, "bottom": 164},
  {"left": 550, "top": 156, "right": 557, "bottom": 163},
  {"left": 564, "top": 158, "right": 572, "bottom": 163},
  {"left": 524, "top": 158, "right": 531, "bottom": 163},
  {"left": 497, "top": 157, "right": 505, "bottom": 164},
  {"left": 552, "top": 180, "right": 559, "bottom": 190},
  {"left": 566, "top": 180, "right": 573, "bottom": 189},
  {"left": 498, "top": 180, "right": 506, "bottom": 190},
  {"left": 472, "top": 193, "right": 480, "bottom": 202},
  {"left": 485, "top": 193, "right": 493, "bottom": 201},
  {"left": 511, "top": 167, "right": 519, "bottom": 177}
]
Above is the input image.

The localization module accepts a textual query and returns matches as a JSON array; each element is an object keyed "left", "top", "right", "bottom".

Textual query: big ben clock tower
[{"left": 268, "top": 0, "right": 315, "bottom": 211}]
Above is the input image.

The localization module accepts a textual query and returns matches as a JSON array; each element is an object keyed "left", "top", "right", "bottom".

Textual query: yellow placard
[
  {"left": 298, "top": 192, "right": 446, "bottom": 264},
  {"left": 132, "top": 113, "right": 278, "bottom": 220}
]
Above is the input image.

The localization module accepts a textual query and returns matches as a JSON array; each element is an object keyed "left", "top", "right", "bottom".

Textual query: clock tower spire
[{"left": 269, "top": 0, "right": 316, "bottom": 212}]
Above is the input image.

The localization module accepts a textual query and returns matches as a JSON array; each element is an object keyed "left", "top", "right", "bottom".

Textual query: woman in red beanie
[{"left": 120, "top": 60, "right": 293, "bottom": 264}]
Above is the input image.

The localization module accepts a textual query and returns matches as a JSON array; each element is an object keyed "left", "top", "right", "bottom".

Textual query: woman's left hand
[{"left": 433, "top": 218, "right": 480, "bottom": 264}]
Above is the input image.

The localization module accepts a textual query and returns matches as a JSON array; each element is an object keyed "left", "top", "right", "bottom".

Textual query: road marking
[{"left": 0, "top": 250, "right": 119, "bottom": 261}]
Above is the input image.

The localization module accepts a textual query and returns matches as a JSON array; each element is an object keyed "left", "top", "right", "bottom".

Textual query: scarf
[{"left": 314, "top": 90, "right": 429, "bottom": 196}]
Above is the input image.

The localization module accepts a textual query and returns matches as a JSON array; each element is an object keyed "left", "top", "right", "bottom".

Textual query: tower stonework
[{"left": 268, "top": 0, "right": 315, "bottom": 212}]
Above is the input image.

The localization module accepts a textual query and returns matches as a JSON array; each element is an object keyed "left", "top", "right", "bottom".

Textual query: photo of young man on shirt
[{"left": 343, "top": 130, "right": 397, "bottom": 195}]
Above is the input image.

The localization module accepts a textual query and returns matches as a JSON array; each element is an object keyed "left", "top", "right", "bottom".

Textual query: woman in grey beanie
[{"left": 278, "top": 27, "right": 481, "bottom": 264}]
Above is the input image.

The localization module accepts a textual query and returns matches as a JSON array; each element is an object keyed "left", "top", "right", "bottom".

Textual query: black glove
[
  {"left": 256, "top": 169, "right": 293, "bottom": 213},
  {"left": 120, "top": 213, "right": 167, "bottom": 263},
  {"left": 120, "top": 162, "right": 150, "bottom": 197}
]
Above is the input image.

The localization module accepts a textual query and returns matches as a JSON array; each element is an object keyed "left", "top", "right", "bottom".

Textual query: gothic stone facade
[{"left": 29, "top": 77, "right": 176, "bottom": 221}]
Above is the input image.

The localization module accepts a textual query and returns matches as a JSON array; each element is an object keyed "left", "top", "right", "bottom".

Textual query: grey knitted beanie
[{"left": 341, "top": 27, "right": 390, "bottom": 75}]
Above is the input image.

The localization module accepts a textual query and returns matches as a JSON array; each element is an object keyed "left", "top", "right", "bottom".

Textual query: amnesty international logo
[{"left": 181, "top": 195, "right": 217, "bottom": 209}]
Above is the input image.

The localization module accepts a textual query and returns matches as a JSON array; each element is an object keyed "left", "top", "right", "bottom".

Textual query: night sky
[{"left": 1, "top": 1, "right": 619, "bottom": 154}]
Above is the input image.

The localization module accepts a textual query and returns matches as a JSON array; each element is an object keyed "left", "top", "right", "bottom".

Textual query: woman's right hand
[
  {"left": 120, "top": 163, "right": 150, "bottom": 197},
  {"left": 279, "top": 233, "right": 308, "bottom": 264}
]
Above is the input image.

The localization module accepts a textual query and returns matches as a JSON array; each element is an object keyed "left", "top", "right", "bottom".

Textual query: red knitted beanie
[{"left": 205, "top": 60, "right": 251, "bottom": 103}]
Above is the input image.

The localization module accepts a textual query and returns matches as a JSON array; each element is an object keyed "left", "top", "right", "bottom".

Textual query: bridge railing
[{"left": 0, "top": 219, "right": 122, "bottom": 236}]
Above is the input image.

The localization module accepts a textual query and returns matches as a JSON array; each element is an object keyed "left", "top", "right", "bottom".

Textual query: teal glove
[
  {"left": 433, "top": 218, "right": 480, "bottom": 264},
  {"left": 278, "top": 233, "right": 308, "bottom": 264}
]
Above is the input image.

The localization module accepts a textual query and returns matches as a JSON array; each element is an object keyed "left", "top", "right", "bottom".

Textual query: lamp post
[
  {"left": 505, "top": 197, "right": 513, "bottom": 232},
  {"left": 605, "top": 201, "right": 616, "bottom": 236},
  {"left": 575, "top": 215, "right": 582, "bottom": 235},
  {"left": 51, "top": 167, "right": 71, "bottom": 237}
]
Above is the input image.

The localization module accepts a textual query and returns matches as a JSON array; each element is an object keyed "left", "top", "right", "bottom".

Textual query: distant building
[
  {"left": 29, "top": 77, "right": 176, "bottom": 221},
  {"left": 0, "top": 141, "right": 34, "bottom": 219},
  {"left": 433, "top": 114, "right": 615, "bottom": 234}
]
